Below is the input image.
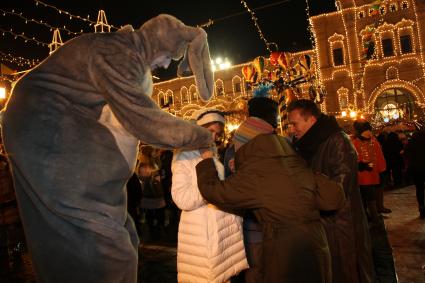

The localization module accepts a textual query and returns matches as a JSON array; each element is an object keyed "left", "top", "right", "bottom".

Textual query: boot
[
  {"left": 419, "top": 206, "right": 425, "bottom": 219},
  {"left": 376, "top": 187, "right": 392, "bottom": 213}
]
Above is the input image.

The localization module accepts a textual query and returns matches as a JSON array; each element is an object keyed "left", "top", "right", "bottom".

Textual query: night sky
[{"left": 1, "top": 0, "right": 336, "bottom": 79}]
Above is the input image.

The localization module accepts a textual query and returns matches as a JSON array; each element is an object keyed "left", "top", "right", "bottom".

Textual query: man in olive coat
[{"left": 196, "top": 117, "right": 346, "bottom": 282}]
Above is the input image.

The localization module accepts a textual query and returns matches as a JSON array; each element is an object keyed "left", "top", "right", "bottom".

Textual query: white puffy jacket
[{"left": 171, "top": 150, "right": 248, "bottom": 283}]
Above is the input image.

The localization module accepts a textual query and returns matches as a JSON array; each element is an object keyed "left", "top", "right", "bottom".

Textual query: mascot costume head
[{"left": 1, "top": 14, "right": 214, "bottom": 283}]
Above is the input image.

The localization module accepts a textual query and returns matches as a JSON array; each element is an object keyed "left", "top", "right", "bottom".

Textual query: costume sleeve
[
  {"left": 314, "top": 173, "right": 346, "bottom": 211},
  {"left": 171, "top": 152, "right": 206, "bottom": 211},
  {"left": 195, "top": 158, "right": 262, "bottom": 210},
  {"left": 89, "top": 35, "right": 212, "bottom": 150}
]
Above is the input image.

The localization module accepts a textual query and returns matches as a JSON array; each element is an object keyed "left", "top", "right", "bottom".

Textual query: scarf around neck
[{"left": 293, "top": 114, "right": 341, "bottom": 162}]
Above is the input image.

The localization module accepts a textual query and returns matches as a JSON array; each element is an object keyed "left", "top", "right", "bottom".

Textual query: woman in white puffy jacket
[{"left": 172, "top": 109, "right": 248, "bottom": 283}]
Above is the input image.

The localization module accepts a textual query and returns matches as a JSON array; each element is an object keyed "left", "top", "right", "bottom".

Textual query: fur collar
[{"left": 293, "top": 114, "right": 341, "bottom": 162}]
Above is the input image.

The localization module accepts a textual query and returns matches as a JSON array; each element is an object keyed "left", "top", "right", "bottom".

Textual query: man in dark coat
[
  {"left": 197, "top": 116, "right": 346, "bottom": 283},
  {"left": 404, "top": 130, "right": 425, "bottom": 218},
  {"left": 287, "top": 99, "right": 375, "bottom": 283}
]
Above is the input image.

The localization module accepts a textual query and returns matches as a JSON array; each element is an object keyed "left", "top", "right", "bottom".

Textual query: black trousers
[{"left": 412, "top": 173, "right": 425, "bottom": 209}]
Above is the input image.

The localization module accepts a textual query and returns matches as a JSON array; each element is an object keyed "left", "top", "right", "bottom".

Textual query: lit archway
[{"left": 367, "top": 79, "right": 425, "bottom": 113}]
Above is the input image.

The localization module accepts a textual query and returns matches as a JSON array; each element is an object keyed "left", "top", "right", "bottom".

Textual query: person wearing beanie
[
  {"left": 247, "top": 96, "right": 278, "bottom": 128},
  {"left": 171, "top": 108, "right": 248, "bottom": 282},
  {"left": 224, "top": 97, "right": 278, "bottom": 283},
  {"left": 196, "top": 116, "right": 346, "bottom": 282}
]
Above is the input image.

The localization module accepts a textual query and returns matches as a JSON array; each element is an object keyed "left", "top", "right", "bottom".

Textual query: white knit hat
[{"left": 191, "top": 108, "right": 225, "bottom": 126}]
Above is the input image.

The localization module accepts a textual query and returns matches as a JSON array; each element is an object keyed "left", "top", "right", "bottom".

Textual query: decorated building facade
[{"left": 310, "top": 0, "right": 425, "bottom": 122}]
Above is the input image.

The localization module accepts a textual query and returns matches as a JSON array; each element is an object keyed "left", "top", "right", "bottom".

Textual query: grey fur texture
[{"left": 1, "top": 14, "right": 213, "bottom": 283}]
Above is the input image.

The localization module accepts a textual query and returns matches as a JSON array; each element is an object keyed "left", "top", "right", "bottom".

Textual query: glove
[{"left": 358, "top": 161, "right": 373, "bottom": 172}]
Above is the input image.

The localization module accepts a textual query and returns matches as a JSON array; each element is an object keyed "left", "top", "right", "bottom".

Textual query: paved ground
[
  {"left": 1, "top": 185, "right": 425, "bottom": 282},
  {"left": 384, "top": 185, "right": 425, "bottom": 283}
]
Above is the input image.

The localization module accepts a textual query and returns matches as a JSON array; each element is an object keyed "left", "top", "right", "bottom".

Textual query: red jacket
[{"left": 351, "top": 136, "right": 386, "bottom": 185}]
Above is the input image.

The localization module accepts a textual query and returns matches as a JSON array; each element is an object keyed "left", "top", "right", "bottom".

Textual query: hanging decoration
[
  {"left": 0, "top": 8, "right": 83, "bottom": 35},
  {"left": 0, "top": 51, "right": 40, "bottom": 67},
  {"left": 94, "top": 10, "right": 111, "bottom": 33},
  {"left": 33, "top": 0, "right": 118, "bottom": 30},
  {"left": 240, "top": 0, "right": 277, "bottom": 53},
  {"left": 241, "top": 51, "right": 326, "bottom": 128},
  {"left": 0, "top": 27, "right": 49, "bottom": 47},
  {"left": 49, "top": 29, "right": 63, "bottom": 55}
]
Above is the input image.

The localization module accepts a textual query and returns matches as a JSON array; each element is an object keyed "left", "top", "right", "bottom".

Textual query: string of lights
[
  {"left": 0, "top": 8, "right": 84, "bottom": 35},
  {"left": 240, "top": 0, "right": 275, "bottom": 53},
  {"left": 34, "top": 0, "right": 118, "bottom": 30},
  {"left": 0, "top": 51, "right": 40, "bottom": 67},
  {"left": 0, "top": 27, "right": 49, "bottom": 47}
]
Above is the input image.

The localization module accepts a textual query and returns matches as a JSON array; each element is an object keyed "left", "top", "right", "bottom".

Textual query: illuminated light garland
[
  {"left": 0, "top": 51, "right": 40, "bottom": 67},
  {"left": 410, "top": 0, "right": 425, "bottom": 78},
  {"left": 34, "top": 0, "right": 118, "bottom": 30},
  {"left": 337, "top": 87, "right": 349, "bottom": 110},
  {"left": 0, "top": 8, "right": 83, "bottom": 35},
  {"left": 339, "top": 7, "right": 357, "bottom": 92},
  {"left": 240, "top": 0, "right": 275, "bottom": 53},
  {"left": 0, "top": 27, "right": 48, "bottom": 46}
]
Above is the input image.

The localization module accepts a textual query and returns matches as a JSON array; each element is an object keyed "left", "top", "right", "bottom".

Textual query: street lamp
[
  {"left": 0, "top": 87, "right": 6, "bottom": 100},
  {"left": 211, "top": 57, "right": 232, "bottom": 71}
]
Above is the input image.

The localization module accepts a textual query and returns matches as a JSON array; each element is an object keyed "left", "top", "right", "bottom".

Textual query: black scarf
[{"left": 293, "top": 114, "right": 341, "bottom": 162}]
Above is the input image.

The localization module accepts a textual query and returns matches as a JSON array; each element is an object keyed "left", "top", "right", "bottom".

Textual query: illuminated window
[
  {"left": 401, "top": 1, "right": 409, "bottom": 9},
  {"left": 400, "top": 34, "right": 412, "bottom": 54},
  {"left": 380, "top": 6, "right": 386, "bottom": 15},
  {"left": 382, "top": 38, "right": 394, "bottom": 57},
  {"left": 366, "top": 41, "right": 376, "bottom": 59},
  {"left": 166, "top": 90, "right": 173, "bottom": 106},
  {"left": 215, "top": 79, "right": 225, "bottom": 97},
  {"left": 358, "top": 11, "right": 365, "bottom": 19},
  {"left": 390, "top": 3, "right": 397, "bottom": 12},
  {"left": 333, "top": 48, "right": 344, "bottom": 66}
]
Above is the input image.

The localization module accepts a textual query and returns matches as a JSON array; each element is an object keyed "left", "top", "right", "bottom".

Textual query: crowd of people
[{"left": 1, "top": 96, "right": 425, "bottom": 282}]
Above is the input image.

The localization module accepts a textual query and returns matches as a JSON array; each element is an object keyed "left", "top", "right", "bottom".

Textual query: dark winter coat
[
  {"left": 404, "top": 130, "right": 425, "bottom": 175},
  {"left": 293, "top": 114, "right": 375, "bottom": 283},
  {"left": 196, "top": 133, "right": 346, "bottom": 283}
]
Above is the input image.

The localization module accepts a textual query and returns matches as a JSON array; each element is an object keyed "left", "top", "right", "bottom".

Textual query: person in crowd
[
  {"left": 171, "top": 108, "right": 248, "bottom": 282},
  {"left": 385, "top": 132, "right": 405, "bottom": 187},
  {"left": 287, "top": 99, "right": 375, "bottom": 283},
  {"left": 157, "top": 149, "right": 176, "bottom": 231},
  {"left": 351, "top": 120, "right": 397, "bottom": 282},
  {"left": 0, "top": 151, "right": 26, "bottom": 271},
  {"left": 225, "top": 95, "right": 278, "bottom": 283},
  {"left": 1, "top": 14, "right": 216, "bottom": 282},
  {"left": 196, "top": 115, "right": 346, "bottom": 282},
  {"left": 404, "top": 130, "right": 425, "bottom": 218},
  {"left": 376, "top": 132, "right": 392, "bottom": 213},
  {"left": 126, "top": 172, "right": 143, "bottom": 238},
  {"left": 138, "top": 148, "right": 166, "bottom": 242},
  {"left": 351, "top": 120, "right": 387, "bottom": 221}
]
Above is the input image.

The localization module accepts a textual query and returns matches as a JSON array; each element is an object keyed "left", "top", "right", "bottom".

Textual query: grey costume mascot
[{"left": 1, "top": 14, "right": 214, "bottom": 283}]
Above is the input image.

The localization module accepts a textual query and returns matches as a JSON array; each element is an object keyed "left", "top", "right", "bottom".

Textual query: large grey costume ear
[
  {"left": 138, "top": 15, "right": 214, "bottom": 101},
  {"left": 177, "top": 28, "right": 214, "bottom": 102}
]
